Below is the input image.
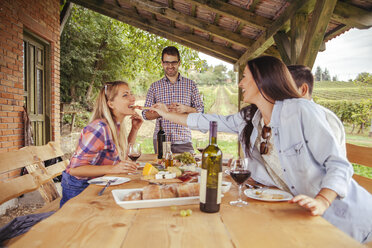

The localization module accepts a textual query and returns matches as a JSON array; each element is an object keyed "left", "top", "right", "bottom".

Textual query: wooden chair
[
  {"left": 0, "top": 141, "right": 69, "bottom": 211},
  {"left": 346, "top": 143, "right": 372, "bottom": 194}
]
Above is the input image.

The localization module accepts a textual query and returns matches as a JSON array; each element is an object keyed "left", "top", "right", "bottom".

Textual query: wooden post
[
  {"left": 237, "top": 64, "right": 245, "bottom": 158},
  {"left": 290, "top": 13, "right": 308, "bottom": 64},
  {"left": 71, "top": 113, "right": 76, "bottom": 133}
]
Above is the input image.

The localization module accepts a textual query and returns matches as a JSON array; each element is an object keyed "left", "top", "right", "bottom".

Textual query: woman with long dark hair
[
  {"left": 151, "top": 56, "right": 372, "bottom": 243},
  {"left": 60, "top": 81, "right": 142, "bottom": 207}
]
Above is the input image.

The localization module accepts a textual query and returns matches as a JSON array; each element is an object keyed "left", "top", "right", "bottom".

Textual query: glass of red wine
[
  {"left": 195, "top": 139, "right": 207, "bottom": 154},
  {"left": 229, "top": 158, "right": 251, "bottom": 207},
  {"left": 128, "top": 143, "right": 141, "bottom": 162}
]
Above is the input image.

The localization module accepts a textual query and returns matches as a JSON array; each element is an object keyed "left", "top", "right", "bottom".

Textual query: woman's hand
[
  {"left": 111, "top": 160, "right": 137, "bottom": 174},
  {"left": 289, "top": 194, "right": 329, "bottom": 216},
  {"left": 151, "top": 103, "right": 169, "bottom": 116},
  {"left": 130, "top": 113, "right": 143, "bottom": 130}
]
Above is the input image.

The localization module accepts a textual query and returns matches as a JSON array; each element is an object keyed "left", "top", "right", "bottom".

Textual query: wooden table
[{"left": 10, "top": 154, "right": 363, "bottom": 248}]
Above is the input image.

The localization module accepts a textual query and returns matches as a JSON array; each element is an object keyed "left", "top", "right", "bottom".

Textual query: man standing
[{"left": 142, "top": 46, "right": 204, "bottom": 154}]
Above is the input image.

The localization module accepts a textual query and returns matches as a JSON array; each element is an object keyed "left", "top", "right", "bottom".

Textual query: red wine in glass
[
  {"left": 128, "top": 153, "right": 141, "bottom": 162},
  {"left": 230, "top": 170, "right": 251, "bottom": 185}
]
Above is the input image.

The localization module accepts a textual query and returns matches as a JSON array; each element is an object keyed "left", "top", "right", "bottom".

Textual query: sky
[{"left": 199, "top": 27, "right": 372, "bottom": 81}]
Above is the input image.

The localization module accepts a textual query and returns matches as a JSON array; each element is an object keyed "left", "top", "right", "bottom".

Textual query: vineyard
[{"left": 313, "top": 81, "right": 372, "bottom": 101}]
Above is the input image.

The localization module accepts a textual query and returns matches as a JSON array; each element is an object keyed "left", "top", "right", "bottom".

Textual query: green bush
[
  {"left": 315, "top": 99, "right": 372, "bottom": 132},
  {"left": 223, "top": 86, "right": 238, "bottom": 107},
  {"left": 199, "top": 86, "right": 217, "bottom": 113}
]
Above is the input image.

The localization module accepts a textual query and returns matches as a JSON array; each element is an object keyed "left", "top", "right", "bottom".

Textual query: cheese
[{"left": 142, "top": 163, "right": 159, "bottom": 176}]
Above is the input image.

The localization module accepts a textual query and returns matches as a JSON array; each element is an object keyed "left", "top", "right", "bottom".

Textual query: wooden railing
[{"left": 346, "top": 143, "right": 372, "bottom": 194}]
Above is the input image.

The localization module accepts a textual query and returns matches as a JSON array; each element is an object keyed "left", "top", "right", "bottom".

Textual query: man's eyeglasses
[
  {"left": 162, "top": 60, "right": 179, "bottom": 66},
  {"left": 260, "top": 125, "right": 271, "bottom": 155}
]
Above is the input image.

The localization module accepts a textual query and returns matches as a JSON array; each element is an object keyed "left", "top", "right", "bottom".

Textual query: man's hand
[{"left": 169, "top": 103, "right": 195, "bottom": 113}]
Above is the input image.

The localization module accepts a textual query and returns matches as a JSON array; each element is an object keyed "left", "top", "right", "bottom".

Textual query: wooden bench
[
  {"left": 0, "top": 141, "right": 68, "bottom": 213},
  {"left": 346, "top": 143, "right": 372, "bottom": 194},
  {"left": 346, "top": 144, "right": 372, "bottom": 246}
]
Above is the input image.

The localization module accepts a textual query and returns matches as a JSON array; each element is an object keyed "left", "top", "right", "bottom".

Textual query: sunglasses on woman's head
[
  {"left": 260, "top": 125, "right": 271, "bottom": 155},
  {"left": 104, "top": 81, "right": 121, "bottom": 97}
]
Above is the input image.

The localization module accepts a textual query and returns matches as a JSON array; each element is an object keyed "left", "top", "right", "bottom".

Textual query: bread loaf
[
  {"left": 123, "top": 183, "right": 199, "bottom": 201},
  {"left": 142, "top": 185, "right": 162, "bottom": 200},
  {"left": 161, "top": 184, "right": 178, "bottom": 198},
  {"left": 123, "top": 191, "right": 142, "bottom": 201},
  {"left": 177, "top": 183, "right": 200, "bottom": 197}
]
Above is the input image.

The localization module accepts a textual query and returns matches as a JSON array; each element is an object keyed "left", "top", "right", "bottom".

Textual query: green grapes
[{"left": 175, "top": 152, "right": 196, "bottom": 164}]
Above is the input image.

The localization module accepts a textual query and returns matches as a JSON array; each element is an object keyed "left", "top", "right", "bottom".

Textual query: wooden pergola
[
  {"left": 61, "top": 0, "right": 372, "bottom": 104},
  {"left": 62, "top": 0, "right": 372, "bottom": 67}
]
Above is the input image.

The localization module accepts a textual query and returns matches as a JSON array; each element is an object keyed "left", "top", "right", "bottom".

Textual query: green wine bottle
[
  {"left": 200, "top": 121, "right": 223, "bottom": 213},
  {"left": 157, "top": 120, "right": 166, "bottom": 159}
]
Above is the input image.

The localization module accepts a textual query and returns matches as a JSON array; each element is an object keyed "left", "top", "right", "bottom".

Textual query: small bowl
[{"left": 221, "top": 181, "right": 232, "bottom": 193}]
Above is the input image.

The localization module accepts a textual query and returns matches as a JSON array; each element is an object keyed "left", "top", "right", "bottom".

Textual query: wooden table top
[{"left": 10, "top": 154, "right": 363, "bottom": 248}]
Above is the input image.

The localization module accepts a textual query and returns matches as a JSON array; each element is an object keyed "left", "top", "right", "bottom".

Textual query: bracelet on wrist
[{"left": 317, "top": 193, "right": 331, "bottom": 207}]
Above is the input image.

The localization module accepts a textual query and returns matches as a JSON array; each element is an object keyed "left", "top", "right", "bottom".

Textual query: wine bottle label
[
  {"left": 200, "top": 169, "right": 207, "bottom": 204},
  {"left": 217, "top": 172, "right": 222, "bottom": 204},
  {"left": 199, "top": 169, "right": 222, "bottom": 204}
]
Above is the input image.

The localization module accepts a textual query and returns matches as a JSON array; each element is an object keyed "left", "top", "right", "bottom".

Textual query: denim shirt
[{"left": 188, "top": 98, "right": 372, "bottom": 243}]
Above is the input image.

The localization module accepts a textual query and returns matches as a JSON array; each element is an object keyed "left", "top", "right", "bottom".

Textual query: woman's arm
[
  {"left": 128, "top": 113, "right": 143, "bottom": 144},
  {"left": 290, "top": 188, "right": 337, "bottom": 216},
  {"left": 151, "top": 103, "right": 188, "bottom": 126},
  {"left": 69, "top": 160, "right": 137, "bottom": 178}
]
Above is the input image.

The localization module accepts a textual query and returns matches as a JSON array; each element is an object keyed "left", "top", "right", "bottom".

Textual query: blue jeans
[{"left": 60, "top": 171, "right": 89, "bottom": 208}]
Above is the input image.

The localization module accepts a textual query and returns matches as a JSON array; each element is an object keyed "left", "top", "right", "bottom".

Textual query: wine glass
[
  {"left": 229, "top": 158, "right": 251, "bottom": 207},
  {"left": 195, "top": 139, "right": 207, "bottom": 154},
  {"left": 128, "top": 143, "right": 141, "bottom": 162}
]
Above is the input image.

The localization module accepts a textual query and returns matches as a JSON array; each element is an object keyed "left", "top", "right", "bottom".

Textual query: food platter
[{"left": 112, "top": 188, "right": 199, "bottom": 209}]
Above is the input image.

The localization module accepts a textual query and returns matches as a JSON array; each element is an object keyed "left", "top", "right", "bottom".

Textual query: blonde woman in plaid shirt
[
  {"left": 142, "top": 46, "right": 204, "bottom": 154},
  {"left": 60, "top": 81, "right": 142, "bottom": 207}
]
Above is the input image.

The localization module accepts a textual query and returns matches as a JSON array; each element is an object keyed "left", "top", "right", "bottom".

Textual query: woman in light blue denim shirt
[{"left": 150, "top": 56, "right": 372, "bottom": 243}]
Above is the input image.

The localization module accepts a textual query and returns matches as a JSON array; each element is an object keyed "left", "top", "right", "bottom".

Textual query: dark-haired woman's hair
[{"left": 239, "top": 56, "right": 301, "bottom": 157}]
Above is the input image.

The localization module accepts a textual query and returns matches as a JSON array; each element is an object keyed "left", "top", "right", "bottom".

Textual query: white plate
[
  {"left": 88, "top": 176, "right": 130, "bottom": 186},
  {"left": 112, "top": 188, "right": 199, "bottom": 209},
  {"left": 138, "top": 162, "right": 146, "bottom": 168},
  {"left": 244, "top": 188, "right": 292, "bottom": 202}
]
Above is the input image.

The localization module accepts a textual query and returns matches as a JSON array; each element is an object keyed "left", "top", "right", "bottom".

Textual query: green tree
[
  {"left": 227, "top": 70, "right": 237, "bottom": 84},
  {"left": 322, "top": 68, "right": 331, "bottom": 81},
  {"left": 354, "top": 72, "right": 372, "bottom": 85},
  {"left": 315, "top": 66, "right": 322, "bottom": 81},
  {"left": 213, "top": 65, "right": 228, "bottom": 85},
  {"left": 61, "top": 6, "right": 203, "bottom": 107}
]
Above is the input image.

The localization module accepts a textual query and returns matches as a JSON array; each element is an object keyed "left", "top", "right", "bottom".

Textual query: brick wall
[{"left": 0, "top": 0, "right": 60, "bottom": 152}]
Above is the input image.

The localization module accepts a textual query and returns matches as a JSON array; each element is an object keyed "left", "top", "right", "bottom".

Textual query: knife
[
  {"left": 89, "top": 180, "right": 107, "bottom": 184},
  {"left": 98, "top": 179, "right": 117, "bottom": 196}
]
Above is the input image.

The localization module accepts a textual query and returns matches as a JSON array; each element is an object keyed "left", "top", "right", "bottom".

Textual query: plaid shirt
[
  {"left": 142, "top": 74, "right": 204, "bottom": 143},
  {"left": 66, "top": 119, "right": 120, "bottom": 179}
]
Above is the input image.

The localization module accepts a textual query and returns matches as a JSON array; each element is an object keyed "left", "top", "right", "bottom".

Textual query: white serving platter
[{"left": 112, "top": 188, "right": 199, "bottom": 209}]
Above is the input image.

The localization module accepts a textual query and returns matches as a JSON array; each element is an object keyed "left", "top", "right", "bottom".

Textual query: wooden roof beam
[
  {"left": 324, "top": 24, "right": 350, "bottom": 42},
  {"left": 234, "top": 0, "right": 309, "bottom": 70},
  {"left": 71, "top": 0, "right": 239, "bottom": 63},
  {"left": 333, "top": 1, "right": 372, "bottom": 29},
  {"left": 273, "top": 31, "right": 291, "bottom": 65},
  {"left": 121, "top": 0, "right": 255, "bottom": 48},
  {"left": 60, "top": 1, "right": 73, "bottom": 35},
  {"left": 182, "top": 0, "right": 271, "bottom": 30},
  {"left": 298, "top": 0, "right": 338, "bottom": 68}
]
